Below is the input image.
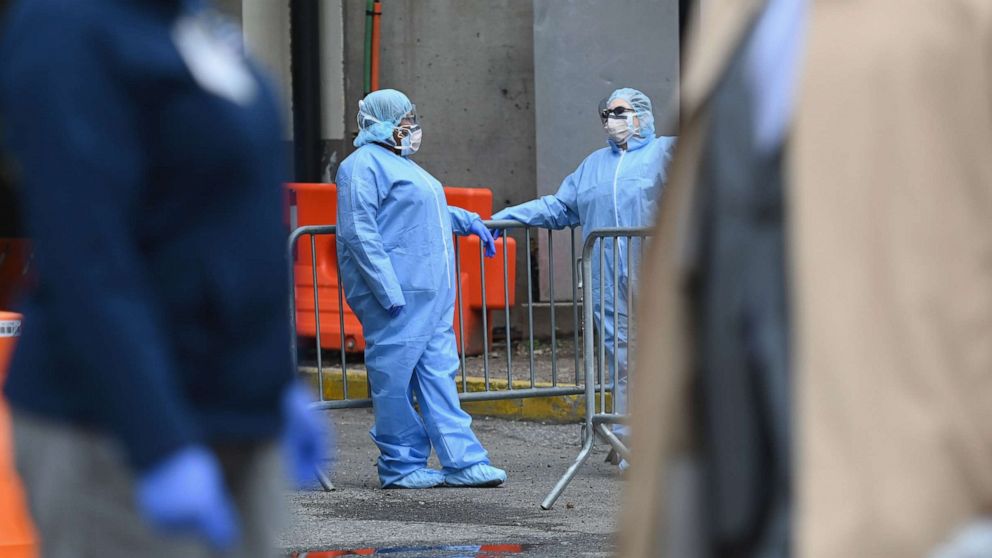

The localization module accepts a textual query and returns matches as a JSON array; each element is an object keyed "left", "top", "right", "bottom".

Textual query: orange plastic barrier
[
  {"left": 288, "top": 183, "right": 516, "bottom": 355},
  {"left": 291, "top": 183, "right": 365, "bottom": 352},
  {"left": 0, "top": 312, "right": 37, "bottom": 558}
]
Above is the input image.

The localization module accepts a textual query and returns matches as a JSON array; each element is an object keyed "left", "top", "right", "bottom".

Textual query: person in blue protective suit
[
  {"left": 0, "top": 0, "right": 328, "bottom": 555},
  {"left": 492, "top": 88, "right": 676, "bottom": 466},
  {"left": 336, "top": 89, "right": 507, "bottom": 489}
]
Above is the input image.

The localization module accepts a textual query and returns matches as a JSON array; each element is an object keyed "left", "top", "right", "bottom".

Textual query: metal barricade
[
  {"left": 541, "top": 227, "right": 651, "bottom": 510},
  {"left": 289, "top": 223, "right": 648, "bottom": 497},
  {"left": 287, "top": 222, "right": 588, "bottom": 413}
]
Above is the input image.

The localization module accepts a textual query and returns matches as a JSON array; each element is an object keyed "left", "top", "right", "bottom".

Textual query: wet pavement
[{"left": 281, "top": 409, "right": 622, "bottom": 557}]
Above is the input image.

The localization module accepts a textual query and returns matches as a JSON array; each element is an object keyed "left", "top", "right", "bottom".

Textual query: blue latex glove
[
  {"left": 469, "top": 220, "right": 497, "bottom": 258},
  {"left": 388, "top": 304, "right": 405, "bottom": 318},
  {"left": 282, "top": 381, "right": 332, "bottom": 488},
  {"left": 136, "top": 446, "right": 239, "bottom": 550},
  {"left": 491, "top": 227, "right": 505, "bottom": 241}
]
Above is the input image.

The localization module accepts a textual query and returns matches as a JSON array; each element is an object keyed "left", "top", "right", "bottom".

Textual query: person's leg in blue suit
[
  {"left": 366, "top": 334, "right": 441, "bottom": 489},
  {"left": 365, "top": 293, "right": 505, "bottom": 489},
  {"left": 411, "top": 321, "right": 490, "bottom": 474},
  {"left": 412, "top": 290, "right": 505, "bottom": 487}
]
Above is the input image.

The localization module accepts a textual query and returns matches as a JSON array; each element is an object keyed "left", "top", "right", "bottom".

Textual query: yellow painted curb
[{"left": 299, "top": 367, "right": 611, "bottom": 424}]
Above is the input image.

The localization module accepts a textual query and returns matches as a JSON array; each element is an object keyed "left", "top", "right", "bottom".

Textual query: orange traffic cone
[{"left": 0, "top": 312, "right": 36, "bottom": 558}]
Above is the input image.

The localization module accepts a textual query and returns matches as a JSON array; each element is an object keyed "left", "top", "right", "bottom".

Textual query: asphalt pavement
[{"left": 280, "top": 408, "right": 624, "bottom": 557}]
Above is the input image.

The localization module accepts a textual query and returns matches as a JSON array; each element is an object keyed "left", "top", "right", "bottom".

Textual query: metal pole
[
  {"left": 626, "top": 236, "right": 635, "bottom": 398},
  {"left": 599, "top": 239, "right": 606, "bottom": 414},
  {"left": 571, "top": 228, "right": 580, "bottom": 385},
  {"left": 548, "top": 229, "right": 557, "bottom": 387},
  {"left": 479, "top": 240, "right": 490, "bottom": 390},
  {"left": 541, "top": 233, "right": 600, "bottom": 510},
  {"left": 455, "top": 241, "right": 467, "bottom": 391},
  {"left": 612, "top": 237, "right": 620, "bottom": 415},
  {"left": 595, "top": 423, "right": 631, "bottom": 461},
  {"left": 310, "top": 235, "right": 324, "bottom": 399},
  {"left": 335, "top": 253, "right": 348, "bottom": 400},
  {"left": 287, "top": 230, "right": 301, "bottom": 378},
  {"left": 313, "top": 465, "right": 335, "bottom": 492},
  {"left": 503, "top": 233, "right": 512, "bottom": 389},
  {"left": 526, "top": 228, "right": 536, "bottom": 388}
]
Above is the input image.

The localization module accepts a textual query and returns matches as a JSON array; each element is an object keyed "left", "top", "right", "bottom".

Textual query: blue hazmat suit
[
  {"left": 493, "top": 88, "right": 677, "bottom": 435},
  {"left": 336, "top": 90, "right": 492, "bottom": 487}
]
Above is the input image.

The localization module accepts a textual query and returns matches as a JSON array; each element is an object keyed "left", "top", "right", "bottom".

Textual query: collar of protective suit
[
  {"left": 607, "top": 133, "right": 654, "bottom": 154},
  {"left": 618, "top": 1, "right": 992, "bottom": 557}
]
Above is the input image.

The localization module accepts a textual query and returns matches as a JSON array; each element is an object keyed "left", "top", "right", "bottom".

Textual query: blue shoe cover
[
  {"left": 384, "top": 468, "right": 444, "bottom": 489},
  {"left": 443, "top": 463, "right": 507, "bottom": 487}
]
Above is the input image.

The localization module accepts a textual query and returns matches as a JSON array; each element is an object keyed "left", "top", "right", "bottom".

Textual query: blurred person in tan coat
[{"left": 620, "top": 1, "right": 992, "bottom": 557}]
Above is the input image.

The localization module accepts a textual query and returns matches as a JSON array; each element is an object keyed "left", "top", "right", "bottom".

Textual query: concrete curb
[{"left": 299, "top": 367, "right": 610, "bottom": 423}]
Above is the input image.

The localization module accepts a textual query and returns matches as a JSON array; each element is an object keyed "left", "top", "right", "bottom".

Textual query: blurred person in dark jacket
[{"left": 0, "top": 0, "right": 327, "bottom": 556}]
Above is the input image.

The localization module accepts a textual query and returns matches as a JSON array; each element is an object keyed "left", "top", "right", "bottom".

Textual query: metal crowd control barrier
[
  {"left": 541, "top": 227, "right": 652, "bottom": 510},
  {"left": 288, "top": 223, "right": 648, "bottom": 498},
  {"left": 288, "top": 221, "right": 586, "bottom": 407}
]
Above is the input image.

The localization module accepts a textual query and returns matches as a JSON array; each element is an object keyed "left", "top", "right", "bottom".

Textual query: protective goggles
[
  {"left": 394, "top": 123, "right": 421, "bottom": 139},
  {"left": 599, "top": 105, "right": 637, "bottom": 121}
]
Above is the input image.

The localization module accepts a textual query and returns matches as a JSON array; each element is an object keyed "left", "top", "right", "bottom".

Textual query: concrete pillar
[
  {"left": 318, "top": 0, "right": 346, "bottom": 181},
  {"left": 240, "top": 0, "right": 346, "bottom": 180},
  {"left": 242, "top": 0, "right": 293, "bottom": 139}
]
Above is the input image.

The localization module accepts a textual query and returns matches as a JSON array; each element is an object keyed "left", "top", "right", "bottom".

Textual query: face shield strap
[{"left": 357, "top": 103, "right": 419, "bottom": 142}]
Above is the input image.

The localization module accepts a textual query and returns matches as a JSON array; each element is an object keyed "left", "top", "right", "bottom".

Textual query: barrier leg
[
  {"left": 541, "top": 428, "right": 594, "bottom": 510},
  {"left": 542, "top": 237, "right": 599, "bottom": 510},
  {"left": 595, "top": 422, "right": 630, "bottom": 462},
  {"left": 314, "top": 464, "right": 335, "bottom": 492}
]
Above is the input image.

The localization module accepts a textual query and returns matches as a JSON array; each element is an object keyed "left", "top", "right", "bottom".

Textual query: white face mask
[
  {"left": 357, "top": 105, "right": 422, "bottom": 155},
  {"left": 397, "top": 125, "right": 422, "bottom": 155},
  {"left": 605, "top": 115, "right": 635, "bottom": 145}
]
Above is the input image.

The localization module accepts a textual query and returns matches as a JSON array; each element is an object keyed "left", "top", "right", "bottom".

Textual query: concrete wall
[
  {"left": 316, "top": 0, "right": 348, "bottom": 180},
  {"left": 241, "top": 1, "right": 292, "bottom": 138},
  {"left": 341, "top": 0, "right": 678, "bottom": 305},
  {"left": 228, "top": 0, "right": 679, "bottom": 321},
  {"left": 341, "top": 1, "right": 538, "bottom": 329},
  {"left": 341, "top": 1, "right": 537, "bottom": 209}
]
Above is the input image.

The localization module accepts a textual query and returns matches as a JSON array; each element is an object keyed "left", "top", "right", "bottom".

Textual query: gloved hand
[
  {"left": 388, "top": 304, "right": 405, "bottom": 318},
  {"left": 282, "top": 381, "right": 332, "bottom": 488},
  {"left": 136, "top": 446, "right": 239, "bottom": 550},
  {"left": 469, "top": 220, "right": 497, "bottom": 258},
  {"left": 491, "top": 227, "right": 505, "bottom": 241}
]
